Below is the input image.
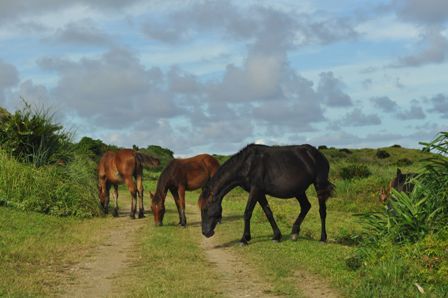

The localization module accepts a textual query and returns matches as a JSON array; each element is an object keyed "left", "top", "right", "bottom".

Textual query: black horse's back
[{"left": 238, "top": 144, "right": 333, "bottom": 199}]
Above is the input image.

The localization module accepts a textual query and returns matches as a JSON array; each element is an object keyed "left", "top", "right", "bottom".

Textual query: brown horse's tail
[{"left": 136, "top": 152, "right": 160, "bottom": 169}]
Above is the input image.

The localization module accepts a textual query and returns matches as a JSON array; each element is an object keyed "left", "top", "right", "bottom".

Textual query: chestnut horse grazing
[
  {"left": 150, "top": 154, "right": 220, "bottom": 227},
  {"left": 379, "top": 168, "right": 417, "bottom": 203},
  {"left": 98, "top": 149, "right": 160, "bottom": 218},
  {"left": 199, "top": 144, "right": 334, "bottom": 245}
]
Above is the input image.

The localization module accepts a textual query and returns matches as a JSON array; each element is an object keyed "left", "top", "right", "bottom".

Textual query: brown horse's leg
[
  {"left": 291, "top": 193, "right": 311, "bottom": 241},
  {"left": 125, "top": 177, "right": 137, "bottom": 219},
  {"left": 112, "top": 184, "right": 119, "bottom": 217},
  {"left": 169, "top": 188, "right": 183, "bottom": 225},
  {"left": 136, "top": 175, "right": 145, "bottom": 218},
  {"left": 104, "top": 181, "right": 111, "bottom": 214},
  {"left": 257, "top": 194, "right": 282, "bottom": 242},
  {"left": 178, "top": 185, "right": 187, "bottom": 227}
]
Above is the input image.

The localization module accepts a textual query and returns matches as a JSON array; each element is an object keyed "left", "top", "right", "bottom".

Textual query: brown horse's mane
[{"left": 153, "top": 160, "right": 175, "bottom": 203}]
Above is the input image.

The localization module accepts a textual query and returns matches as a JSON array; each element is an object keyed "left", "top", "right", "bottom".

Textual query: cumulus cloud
[
  {"left": 317, "top": 72, "right": 353, "bottom": 107},
  {"left": 429, "top": 93, "right": 448, "bottom": 118},
  {"left": 141, "top": 1, "right": 357, "bottom": 49},
  {"left": 339, "top": 108, "right": 381, "bottom": 126},
  {"left": 370, "top": 96, "right": 398, "bottom": 112},
  {"left": 47, "top": 19, "right": 114, "bottom": 46},
  {"left": 391, "top": 0, "right": 448, "bottom": 25},
  {"left": 0, "top": 60, "right": 19, "bottom": 104},
  {"left": 38, "top": 48, "right": 182, "bottom": 128},
  {"left": 396, "top": 100, "right": 426, "bottom": 120},
  {"left": 390, "top": 28, "right": 448, "bottom": 67}
]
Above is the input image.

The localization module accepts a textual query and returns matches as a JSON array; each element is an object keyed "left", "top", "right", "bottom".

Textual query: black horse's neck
[{"left": 208, "top": 146, "right": 251, "bottom": 201}]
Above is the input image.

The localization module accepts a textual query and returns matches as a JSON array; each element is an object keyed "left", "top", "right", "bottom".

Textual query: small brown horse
[
  {"left": 380, "top": 168, "right": 417, "bottom": 203},
  {"left": 98, "top": 149, "right": 160, "bottom": 218},
  {"left": 150, "top": 154, "right": 220, "bottom": 226}
]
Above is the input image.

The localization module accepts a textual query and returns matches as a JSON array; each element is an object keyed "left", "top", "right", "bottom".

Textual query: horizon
[{"left": 1, "top": 0, "right": 447, "bottom": 155}]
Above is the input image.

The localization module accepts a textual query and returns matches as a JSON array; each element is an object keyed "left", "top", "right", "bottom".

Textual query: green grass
[
  {"left": 0, "top": 207, "right": 115, "bottom": 297},
  {"left": 115, "top": 191, "right": 223, "bottom": 297}
]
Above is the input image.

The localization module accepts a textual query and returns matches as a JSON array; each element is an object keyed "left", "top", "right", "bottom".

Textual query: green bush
[
  {"left": 0, "top": 150, "right": 99, "bottom": 217},
  {"left": 376, "top": 149, "right": 390, "bottom": 159},
  {"left": 340, "top": 164, "right": 371, "bottom": 180},
  {"left": 396, "top": 158, "right": 413, "bottom": 166},
  {"left": 0, "top": 102, "right": 72, "bottom": 167}
]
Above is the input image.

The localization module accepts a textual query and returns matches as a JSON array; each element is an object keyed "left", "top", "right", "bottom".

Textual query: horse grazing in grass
[
  {"left": 150, "top": 154, "right": 220, "bottom": 227},
  {"left": 379, "top": 168, "right": 417, "bottom": 203},
  {"left": 199, "top": 144, "right": 334, "bottom": 245},
  {"left": 98, "top": 149, "right": 160, "bottom": 218}
]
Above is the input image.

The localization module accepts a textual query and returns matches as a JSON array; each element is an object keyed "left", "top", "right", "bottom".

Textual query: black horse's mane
[{"left": 202, "top": 144, "right": 263, "bottom": 195}]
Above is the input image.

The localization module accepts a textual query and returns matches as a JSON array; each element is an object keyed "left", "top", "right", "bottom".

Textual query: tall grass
[{"left": 0, "top": 150, "right": 100, "bottom": 217}]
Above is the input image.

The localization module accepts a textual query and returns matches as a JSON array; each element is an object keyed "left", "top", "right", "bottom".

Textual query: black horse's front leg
[
  {"left": 240, "top": 189, "right": 258, "bottom": 245},
  {"left": 257, "top": 194, "right": 282, "bottom": 242}
]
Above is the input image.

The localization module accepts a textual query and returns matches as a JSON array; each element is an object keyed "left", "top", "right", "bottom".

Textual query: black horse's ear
[{"left": 396, "top": 168, "right": 402, "bottom": 176}]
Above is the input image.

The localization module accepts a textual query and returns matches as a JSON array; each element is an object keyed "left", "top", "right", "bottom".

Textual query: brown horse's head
[{"left": 150, "top": 191, "right": 165, "bottom": 226}]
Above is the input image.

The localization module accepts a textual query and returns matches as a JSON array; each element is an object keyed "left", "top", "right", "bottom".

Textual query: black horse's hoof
[
  {"left": 239, "top": 241, "right": 249, "bottom": 247},
  {"left": 272, "top": 239, "right": 281, "bottom": 243},
  {"left": 291, "top": 233, "right": 298, "bottom": 241},
  {"left": 130, "top": 214, "right": 136, "bottom": 220}
]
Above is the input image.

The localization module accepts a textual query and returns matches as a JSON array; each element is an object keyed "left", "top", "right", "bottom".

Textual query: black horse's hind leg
[
  {"left": 318, "top": 198, "right": 327, "bottom": 242},
  {"left": 240, "top": 188, "right": 258, "bottom": 245},
  {"left": 291, "top": 193, "right": 311, "bottom": 241},
  {"left": 257, "top": 194, "right": 282, "bottom": 242}
]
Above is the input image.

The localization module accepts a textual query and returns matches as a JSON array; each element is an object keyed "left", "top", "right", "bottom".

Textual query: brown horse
[
  {"left": 150, "top": 154, "right": 220, "bottom": 227},
  {"left": 98, "top": 149, "right": 160, "bottom": 218},
  {"left": 380, "top": 168, "right": 417, "bottom": 203}
]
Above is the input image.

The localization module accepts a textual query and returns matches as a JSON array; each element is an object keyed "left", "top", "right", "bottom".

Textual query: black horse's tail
[
  {"left": 136, "top": 152, "right": 160, "bottom": 169},
  {"left": 312, "top": 146, "right": 335, "bottom": 201},
  {"left": 316, "top": 180, "right": 335, "bottom": 201}
]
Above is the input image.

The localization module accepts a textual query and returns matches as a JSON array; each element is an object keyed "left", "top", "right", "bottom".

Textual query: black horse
[{"left": 199, "top": 144, "right": 333, "bottom": 245}]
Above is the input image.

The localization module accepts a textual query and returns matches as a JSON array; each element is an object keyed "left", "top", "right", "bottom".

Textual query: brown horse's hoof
[
  {"left": 291, "top": 234, "right": 298, "bottom": 241},
  {"left": 130, "top": 214, "right": 136, "bottom": 220},
  {"left": 112, "top": 209, "right": 119, "bottom": 217}
]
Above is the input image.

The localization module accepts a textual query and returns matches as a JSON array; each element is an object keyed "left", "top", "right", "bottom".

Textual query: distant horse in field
[
  {"left": 199, "top": 144, "right": 334, "bottom": 245},
  {"left": 379, "top": 168, "right": 417, "bottom": 203},
  {"left": 98, "top": 149, "right": 160, "bottom": 218},
  {"left": 150, "top": 154, "right": 220, "bottom": 227}
]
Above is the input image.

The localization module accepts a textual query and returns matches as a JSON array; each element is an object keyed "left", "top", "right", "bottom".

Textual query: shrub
[
  {"left": 339, "top": 148, "right": 352, "bottom": 154},
  {"left": 376, "top": 149, "right": 390, "bottom": 159},
  {"left": 396, "top": 158, "right": 413, "bottom": 166},
  {"left": 390, "top": 144, "right": 402, "bottom": 148},
  {"left": 318, "top": 145, "right": 328, "bottom": 150},
  {"left": 0, "top": 101, "right": 72, "bottom": 167},
  {"left": 340, "top": 164, "right": 371, "bottom": 180}
]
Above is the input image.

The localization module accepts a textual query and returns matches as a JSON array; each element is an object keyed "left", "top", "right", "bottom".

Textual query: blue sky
[{"left": 0, "top": 0, "right": 447, "bottom": 155}]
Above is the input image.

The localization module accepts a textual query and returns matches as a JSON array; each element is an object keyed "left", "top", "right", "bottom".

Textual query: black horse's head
[
  {"left": 150, "top": 191, "right": 165, "bottom": 226},
  {"left": 198, "top": 188, "right": 222, "bottom": 238}
]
